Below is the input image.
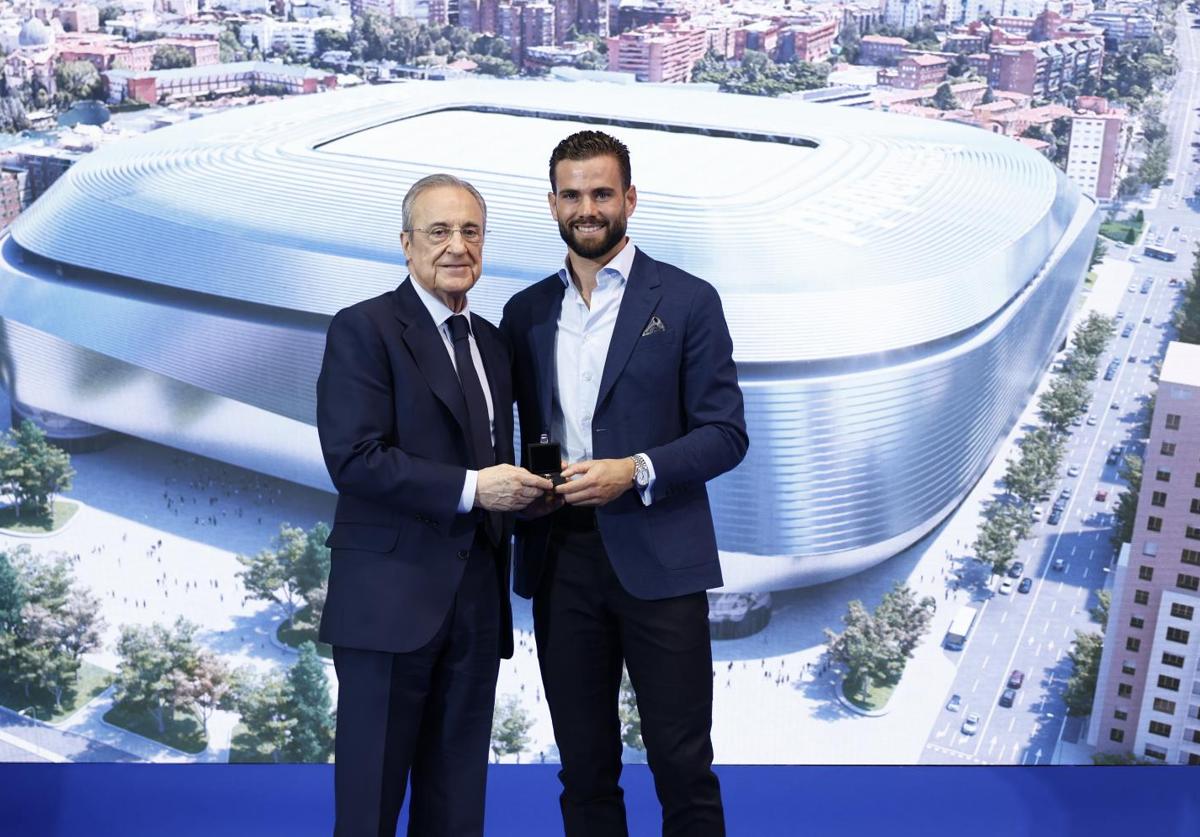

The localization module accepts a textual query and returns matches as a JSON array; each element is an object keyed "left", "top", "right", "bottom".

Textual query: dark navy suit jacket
[
  {"left": 500, "top": 248, "right": 748, "bottom": 601},
  {"left": 316, "top": 278, "right": 514, "bottom": 658}
]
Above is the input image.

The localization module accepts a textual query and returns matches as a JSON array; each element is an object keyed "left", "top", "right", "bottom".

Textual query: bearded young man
[{"left": 500, "top": 131, "right": 748, "bottom": 837}]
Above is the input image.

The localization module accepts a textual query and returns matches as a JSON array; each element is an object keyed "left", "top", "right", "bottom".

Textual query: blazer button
[{"left": 457, "top": 550, "right": 470, "bottom": 560}]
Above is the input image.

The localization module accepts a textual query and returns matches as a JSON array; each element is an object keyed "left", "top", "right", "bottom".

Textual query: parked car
[
  {"left": 1067, "top": 465, "right": 1081, "bottom": 477},
  {"left": 999, "top": 579, "right": 1014, "bottom": 595},
  {"left": 1086, "top": 415, "right": 1097, "bottom": 426},
  {"left": 1121, "top": 324, "right": 1133, "bottom": 337},
  {"left": 1107, "top": 445, "right": 1124, "bottom": 465},
  {"left": 1008, "top": 670, "right": 1026, "bottom": 689},
  {"left": 1018, "top": 577, "right": 1032, "bottom": 594},
  {"left": 999, "top": 688, "right": 1017, "bottom": 707},
  {"left": 947, "top": 694, "right": 963, "bottom": 712},
  {"left": 1060, "top": 487, "right": 1073, "bottom": 500},
  {"left": 1007, "top": 561, "right": 1025, "bottom": 579},
  {"left": 1032, "top": 506, "right": 1044, "bottom": 520},
  {"left": 962, "top": 713, "right": 980, "bottom": 735},
  {"left": 1096, "top": 489, "right": 1109, "bottom": 502},
  {"left": 1052, "top": 557, "right": 1065, "bottom": 571},
  {"left": 1143, "top": 315, "right": 1152, "bottom": 324},
  {"left": 1048, "top": 509, "right": 1063, "bottom": 525}
]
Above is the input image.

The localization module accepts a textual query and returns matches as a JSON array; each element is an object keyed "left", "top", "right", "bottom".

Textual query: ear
[
  {"left": 625, "top": 184, "right": 637, "bottom": 218},
  {"left": 547, "top": 190, "right": 558, "bottom": 220},
  {"left": 400, "top": 231, "right": 414, "bottom": 264}
]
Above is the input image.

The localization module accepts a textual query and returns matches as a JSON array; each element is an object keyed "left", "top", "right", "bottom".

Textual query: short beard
[{"left": 558, "top": 216, "right": 627, "bottom": 260}]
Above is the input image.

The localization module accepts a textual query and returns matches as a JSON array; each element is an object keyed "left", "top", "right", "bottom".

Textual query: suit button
[{"left": 457, "top": 550, "right": 469, "bottom": 560}]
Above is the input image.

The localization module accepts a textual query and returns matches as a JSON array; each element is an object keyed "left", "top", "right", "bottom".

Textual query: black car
[
  {"left": 999, "top": 688, "right": 1017, "bottom": 707},
  {"left": 1121, "top": 324, "right": 1133, "bottom": 338},
  {"left": 1018, "top": 577, "right": 1032, "bottom": 594},
  {"left": 1107, "top": 445, "right": 1124, "bottom": 465},
  {"left": 1007, "top": 562, "right": 1025, "bottom": 579},
  {"left": 1048, "top": 509, "right": 1062, "bottom": 525}
]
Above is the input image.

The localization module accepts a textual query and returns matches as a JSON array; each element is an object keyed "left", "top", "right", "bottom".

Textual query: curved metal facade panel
[{"left": 0, "top": 81, "right": 1098, "bottom": 589}]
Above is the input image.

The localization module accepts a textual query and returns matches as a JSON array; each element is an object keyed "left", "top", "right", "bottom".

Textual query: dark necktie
[{"left": 447, "top": 314, "right": 500, "bottom": 544}]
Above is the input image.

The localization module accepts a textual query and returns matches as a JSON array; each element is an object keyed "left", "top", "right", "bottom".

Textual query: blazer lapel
[
  {"left": 529, "top": 279, "right": 565, "bottom": 433},
  {"left": 394, "top": 279, "right": 471, "bottom": 440},
  {"left": 471, "top": 312, "right": 512, "bottom": 459},
  {"left": 596, "top": 251, "right": 662, "bottom": 410}
]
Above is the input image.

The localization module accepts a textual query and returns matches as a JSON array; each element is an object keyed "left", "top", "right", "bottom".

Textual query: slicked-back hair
[
  {"left": 548, "top": 131, "right": 632, "bottom": 192},
  {"left": 401, "top": 173, "right": 487, "bottom": 231}
]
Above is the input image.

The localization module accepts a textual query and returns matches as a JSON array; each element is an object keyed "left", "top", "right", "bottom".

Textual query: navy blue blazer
[
  {"left": 500, "top": 248, "right": 748, "bottom": 601},
  {"left": 315, "top": 278, "right": 514, "bottom": 658}
]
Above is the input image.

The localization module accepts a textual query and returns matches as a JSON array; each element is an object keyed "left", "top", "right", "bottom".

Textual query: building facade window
[
  {"left": 1191, "top": 498, "right": 1200, "bottom": 515},
  {"left": 1148, "top": 516, "right": 1163, "bottom": 532},
  {"left": 1161, "top": 442, "right": 1177, "bottom": 457},
  {"left": 1165, "top": 627, "right": 1190, "bottom": 644},
  {"left": 1139, "top": 566, "right": 1154, "bottom": 581},
  {"left": 1126, "top": 637, "right": 1141, "bottom": 652},
  {"left": 1177, "top": 574, "right": 1200, "bottom": 592},
  {"left": 1157, "top": 675, "right": 1181, "bottom": 692},
  {"left": 1152, "top": 698, "right": 1176, "bottom": 714},
  {"left": 1130, "top": 615, "right": 1145, "bottom": 628},
  {"left": 1188, "top": 527, "right": 1200, "bottom": 541},
  {"left": 1147, "top": 720, "right": 1172, "bottom": 737},
  {"left": 1162, "top": 652, "right": 1186, "bottom": 668},
  {"left": 1165, "top": 413, "right": 1181, "bottom": 430},
  {"left": 1114, "top": 708, "right": 1128, "bottom": 721},
  {"left": 1169, "top": 603, "right": 1194, "bottom": 620},
  {"left": 1109, "top": 727, "right": 1125, "bottom": 742},
  {"left": 1156, "top": 470, "right": 1172, "bottom": 483},
  {"left": 1135, "top": 589, "right": 1151, "bottom": 604},
  {"left": 1152, "top": 491, "right": 1168, "bottom": 507},
  {"left": 1121, "top": 660, "right": 1137, "bottom": 674},
  {"left": 1118, "top": 682, "right": 1134, "bottom": 697},
  {"left": 1183, "top": 549, "right": 1200, "bottom": 566},
  {"left": 1144, "top": 744, "right": 1167, "bottom": 760}
]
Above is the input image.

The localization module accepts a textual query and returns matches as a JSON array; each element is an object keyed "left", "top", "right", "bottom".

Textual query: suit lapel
[
  {"left": 529, "top": 279, "right": 565, "bottom": 433},
  {"left": 472, "top": 312, "right": 511, "bottom": 457},
  {"left": 596, "top": 251, "right": 662, "bottom": 410},
  {"left": 394, "top": 279, "right": 471, "bottom": 441}
]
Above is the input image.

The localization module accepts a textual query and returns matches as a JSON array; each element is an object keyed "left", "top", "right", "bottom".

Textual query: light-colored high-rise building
[
  {"left": 1065, "top": 100, "right": 1125, "bottom": 201},
  {"left": 607, "top": 22, "right": 706, "bottom": 83},
  {"left": 1089, "top": 341, "right": 1200, "bottom": 765}
]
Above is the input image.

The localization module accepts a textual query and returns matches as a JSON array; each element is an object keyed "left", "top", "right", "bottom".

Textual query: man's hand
[
  {"left": 555, "top": 458, "right": 636, "bottom": 507},
  {"left": 475, "top": 465, "right": 554, "bottom": 512}
]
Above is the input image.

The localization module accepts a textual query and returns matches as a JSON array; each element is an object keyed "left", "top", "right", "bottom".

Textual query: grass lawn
[
  {"left": 276, "top": 607, "right": 332, "bottom": 659},
  {"left": 0, "top": 499, "right": 80, "bottom": 533},
  {"left": 1099, "top": 220, "right": 1142, "bottom": 244},
  {"left": 103, "top": 702, "right": 207, "bottom": 754},
  {"left": 842, "top": 672, "right": 899, "bottom": 712},
  {"left": 0, "top": 659, "right": 112, "bottom": 723}
]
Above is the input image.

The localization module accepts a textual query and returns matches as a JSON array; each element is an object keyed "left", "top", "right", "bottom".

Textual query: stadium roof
[{"left": 10, "top": 79, "right": 1085, "bottom": 363}]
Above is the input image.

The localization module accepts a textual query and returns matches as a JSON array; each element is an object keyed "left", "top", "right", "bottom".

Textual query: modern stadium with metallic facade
[{"left": 0, "top": 80, "right": 1098, "bottom": 591}]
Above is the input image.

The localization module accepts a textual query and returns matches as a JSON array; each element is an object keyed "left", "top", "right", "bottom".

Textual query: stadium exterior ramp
[{"left": 0, "top": 80, "right": 1098, "bottom": 590}]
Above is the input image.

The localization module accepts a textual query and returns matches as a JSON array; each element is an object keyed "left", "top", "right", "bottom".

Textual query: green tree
[
  {"left": 0, "top": 421, "right": 74, "bottom": 520},
  {"left": 1037, "top": 376, "right": 1090, "bottom": 433},
  {"left": 824, "top": 600, "right": 902, "bottom": 699},
  {"left": 1064, "top": 630, "right": 1103, "bottom": 716},
  {"left": 1090, "top": 235, "right": 1108, "bottom": 270},
  {"left": 237, "top": 524, "right": 311, "bottom": 630},
  {"left": 0, "top": 551, "right": 23, "bottom": 632},
  {"left": 99, "top": 5, "right": 124, "bottom": 24},
  {"left": 231, "top": 670, "right": 294, "bottom": 762},
  {"left": 53, "top": 61, "right": 103, "bottom": 107},
  {"left": 837, "top": 25, "right": 861, "bottom": 64},
  {"left": 932, "top": 82, "right": 958, "bottom": 110},
  {"left": 874, "top": 582, "right": 935, "bottom": 657},
  {"left": 1111, "top": 454, "right": 1143, "bottom": 548},
  {"left": 973, "top": 505, "right": 1019, "bottom": 575},
  {"left": 1176, "top": 271, "right": 1200, "bottom": 344},
  {"left": 1090, "top": 589, "right": 1111, "bottom": 630},
  {"left": 314, "top": 28, "right": 351, "bottom": 56},
  {"left": 113, "top": 618, "right": 206, "bottom": 735},
  {"left": 294, "top": 523, "right": 331, "bottom": 598},
  {"left": 618, "top": 667, "right": 643, "bottom": 751},
  {"left": 473, "top": 55, "right": 519, "bottom": 77},
  {"left": 151, "top": 45, "right": 195, "bottom": 70},
  {"left": 490, "top": 693, "right": 533, "bottom": 761},
  {"left": 283, "top": 641, "right": 334, "bottom": 762}
]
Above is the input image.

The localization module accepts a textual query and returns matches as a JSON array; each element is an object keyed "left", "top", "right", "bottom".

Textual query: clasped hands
[{"left": 475, "top": 458, "right": 636, "bottom": 518}]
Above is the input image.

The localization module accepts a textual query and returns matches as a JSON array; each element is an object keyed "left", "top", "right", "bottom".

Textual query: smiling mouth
[{"left": 572, "top": 222, "right": 606, "bottom": 233}]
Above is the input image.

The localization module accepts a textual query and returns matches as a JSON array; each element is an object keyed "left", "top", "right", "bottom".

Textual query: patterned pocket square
[{"left": 642, "top": 315, "right": 666, "bottom": 337}]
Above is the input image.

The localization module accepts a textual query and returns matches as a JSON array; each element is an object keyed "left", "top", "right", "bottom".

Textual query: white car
[
  {"left": 1032, "top": 506, "right": 1044, "bottom": 520},
  {"left": 999, "top": 579, "right": 1014, "bottom": 595},
  {"left": 1067, "top": 465, "right": 1081, "bottom": 477},
  {"left": 961, "top": 713, "right": 980, "bottom": 735},
  {"left": 1086, "top": 415, "right": 1097, "bottom": 426},
  {"left": 1130, "top": 255, "right": 1142, "bottom": 262}
]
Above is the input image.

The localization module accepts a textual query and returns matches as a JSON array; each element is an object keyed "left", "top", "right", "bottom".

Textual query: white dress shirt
[
  {"left": 410, "top": 279, "right": 494, "bottom": 513},
  {"left": 553, "top": 241, "right": 655, "bottom": 505}
]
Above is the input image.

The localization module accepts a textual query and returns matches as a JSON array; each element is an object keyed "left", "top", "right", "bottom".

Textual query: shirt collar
[
  {"left": 410, "top": 276, "right": 471, "bottom": 332},
  {"left": 557, "top": 240, "right": 637, "bottom": 291}
]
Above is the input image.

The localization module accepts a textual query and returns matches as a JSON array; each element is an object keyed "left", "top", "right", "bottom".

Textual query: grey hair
[{"left": 401, "top": 173, "right": 487, "bottom": 230}]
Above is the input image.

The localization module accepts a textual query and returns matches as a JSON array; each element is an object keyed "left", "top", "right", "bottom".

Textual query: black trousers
[
  {"left": 331, "top": 531, "right": 500, "bottom": 837},
  {"left": 533, "top": 525, "right": 725, "bottom": 837}
]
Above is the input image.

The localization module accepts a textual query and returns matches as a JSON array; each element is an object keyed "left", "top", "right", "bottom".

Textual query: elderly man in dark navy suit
[
  {"left": 501, "top": 132, "right": 748, "bottom": 836},
  {"left": 316, "top": 173, "right": 551, "bottom": 837}
]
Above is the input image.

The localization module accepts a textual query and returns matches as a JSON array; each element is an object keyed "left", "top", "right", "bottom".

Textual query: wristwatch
[{"left": 631, "top": 454, "right": 650, "bottom": 489}]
